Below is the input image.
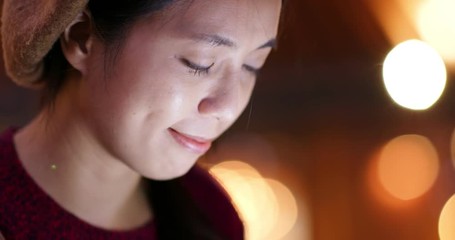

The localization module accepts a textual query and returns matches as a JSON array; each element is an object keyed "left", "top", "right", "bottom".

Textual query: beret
[{"left": 1, "top": 0, "right": 89, "bottom": 88}]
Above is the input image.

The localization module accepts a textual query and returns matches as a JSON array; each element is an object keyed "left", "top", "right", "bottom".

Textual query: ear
[{"left": 60, "top": 10, "right": 94, "bottom": 75}]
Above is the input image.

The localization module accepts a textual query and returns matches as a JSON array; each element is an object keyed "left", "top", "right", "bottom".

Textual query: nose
[{"left": 198, "top": 72, "right": 253, "bottom": 123}]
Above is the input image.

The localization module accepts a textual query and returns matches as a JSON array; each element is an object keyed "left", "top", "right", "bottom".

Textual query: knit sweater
[{"left": 0, "top": 127, "right": 243, "bottom": 239}]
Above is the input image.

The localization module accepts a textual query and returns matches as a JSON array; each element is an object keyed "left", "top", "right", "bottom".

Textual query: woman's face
[{"left": 80, "top": 0, "right": 282, "bottom": 179}]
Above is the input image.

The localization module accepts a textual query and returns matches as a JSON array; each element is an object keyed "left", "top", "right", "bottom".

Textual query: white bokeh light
[
  {"left": 383, "top": 39, "right": 447, "bottom": 110},
  {"left": 417, "top": 0, "right": 455, "bottom": 63}
]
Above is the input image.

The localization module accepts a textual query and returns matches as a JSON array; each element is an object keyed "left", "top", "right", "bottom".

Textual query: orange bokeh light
[
  {"left": 377, "top": 135, "right": 439, "bottom": 201},
  {"left": 439, "top": 194, "right": 455, "bottom": 240},
  {"left": 367, "top": 0, "right": 455, "bottom": 66}
]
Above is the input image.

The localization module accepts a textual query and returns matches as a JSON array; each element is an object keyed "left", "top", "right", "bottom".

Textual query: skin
[{"left": 14, "top": 0, "right": 281, "bottom": 230}]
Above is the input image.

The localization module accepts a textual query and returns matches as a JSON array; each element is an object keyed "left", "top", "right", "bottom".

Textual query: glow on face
[{"left": 81, "top": 0, "right": 282, "bottom": 180}]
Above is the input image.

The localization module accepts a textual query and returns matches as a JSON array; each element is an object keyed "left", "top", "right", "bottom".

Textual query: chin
[{"left": 142, "top": 163, "right": 195, "bottom": 181}]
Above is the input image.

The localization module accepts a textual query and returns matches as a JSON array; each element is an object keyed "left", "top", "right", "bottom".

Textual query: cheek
[
  {"left": 240, "top": 76, "right": 257, "bottom": 109},
  {"left": 85, "top": 51, "right": 199, "bottom": 129},
  {"left": 236, "top": 76, "right": 257, "bottom": 120}
]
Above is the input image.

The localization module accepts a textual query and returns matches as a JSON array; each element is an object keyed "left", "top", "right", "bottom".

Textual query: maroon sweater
[{"left": 0, "top": 128, "right": 243, "bottom": 239}]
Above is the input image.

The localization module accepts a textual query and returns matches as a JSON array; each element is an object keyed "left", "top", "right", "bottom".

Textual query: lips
[{"left": 168, "top": 128, "right": 212, "bottom": 154}]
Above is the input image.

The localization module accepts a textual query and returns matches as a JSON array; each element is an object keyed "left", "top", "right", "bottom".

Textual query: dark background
[{"left": 2, "top": 0, "right": 455, "bottom": 239}]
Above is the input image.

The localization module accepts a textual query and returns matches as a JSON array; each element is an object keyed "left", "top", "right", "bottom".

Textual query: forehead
[{"left": 162, "top": 0, "right": 282, "bottom": 47}]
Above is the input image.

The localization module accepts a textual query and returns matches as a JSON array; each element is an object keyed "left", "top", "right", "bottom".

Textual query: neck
[{"left": 14, "top": 80, "right": 152, "bottom": 230}]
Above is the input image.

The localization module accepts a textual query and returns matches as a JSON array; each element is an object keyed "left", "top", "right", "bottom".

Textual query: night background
[{"left": 2, "top": 0, "right": 455, "bottom": 239}]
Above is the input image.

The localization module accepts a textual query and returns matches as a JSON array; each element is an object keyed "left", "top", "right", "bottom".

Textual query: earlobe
[{"left": 60, "top": 10, "right": 94, "bottom": 75}]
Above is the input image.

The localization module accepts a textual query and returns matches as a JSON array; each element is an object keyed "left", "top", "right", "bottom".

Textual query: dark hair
[{"left": 41, "top": 0, "right": 178, "bottom": 106}]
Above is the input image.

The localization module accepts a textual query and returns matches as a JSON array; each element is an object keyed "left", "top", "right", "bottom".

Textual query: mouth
[{"left": 168, "top": 128, "right": 213, "bottom": 154}]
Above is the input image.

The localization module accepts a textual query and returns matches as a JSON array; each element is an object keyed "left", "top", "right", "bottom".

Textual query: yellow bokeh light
[
  {"left": 265, "top": 179, "right": 299, "bottom": 240},
  {"left": 210, "top": 160, "right": 299, "bottom": 240},
  {"left": 377, "top": 135, "right": 439, "bottom": 200},
  {"left": 417, "top": 0, "right": 455, "bottom": 63},
  {"left": 439, "top": 194, "right": 455, "bottom": 240},
  {"left": 210, "top": 161, "right": 277, "bottom": 240},
  {"left": 383, "top": 39, "right": 447, "bottom": 110}
]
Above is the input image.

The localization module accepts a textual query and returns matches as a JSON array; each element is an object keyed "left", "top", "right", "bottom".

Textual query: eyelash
[
  {"left": 243, "top": 64, "right": 260, "bottom": 76},
  {"left": 180, "top": 58, "right": 214, "bottom": 76},
  {"left": 180, "top": 58, "right": 260, "bottom": 76}
]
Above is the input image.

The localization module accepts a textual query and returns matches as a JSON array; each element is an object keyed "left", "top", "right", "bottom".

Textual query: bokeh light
[
  {"left": 377, "top": 135, "right": 439, "bottom": 200},
  {"left": 417, "top": 0, "right": 455, "bottom": 63},
  {"left": 383, "top": 39, "right": 447, "bottom": 110},
  {"left": 439, "top": 194, "right": 455, "bottom": 240},
  {"left": 450, "top": 128, "right": 455, "bottom": 170},
  {"left": 265, "top": 179, "right": 298, "bottom": 240},
  {"left": 210, "top": 160, "right": 299, "bottom": 240}
]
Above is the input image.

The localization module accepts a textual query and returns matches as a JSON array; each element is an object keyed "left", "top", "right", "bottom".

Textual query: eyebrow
[{"left": 191, "top": 33, "right": 277, "bottom": 50}]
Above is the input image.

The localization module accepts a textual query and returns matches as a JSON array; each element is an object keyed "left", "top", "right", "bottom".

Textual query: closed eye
[
  {"left": 179, "top": 58, "right": 214, "bottom": 76},
  {"left": 243, "top": 64, "right": 260, "bottom": 76}
]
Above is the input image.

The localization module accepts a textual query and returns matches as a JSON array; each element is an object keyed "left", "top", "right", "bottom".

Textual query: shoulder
[
  {"left": 0, "top": 127, "right": 19, "bottom": 178},
  {"left": 0, "top": 127, "right": 16, "bottom": 159},
  {"left": 181, "top": 165, "right": 244, "bottom": 240},
  {"left": 0, "top": 127, "right": 17, "bottom": 179},
  {"left": 0, "top": 127, "right": 21, "bottom": 237}
]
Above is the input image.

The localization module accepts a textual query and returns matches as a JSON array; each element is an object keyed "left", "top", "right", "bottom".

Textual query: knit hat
[{"left": 1, "top": 0, "right": 89, "bottom": 88}]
